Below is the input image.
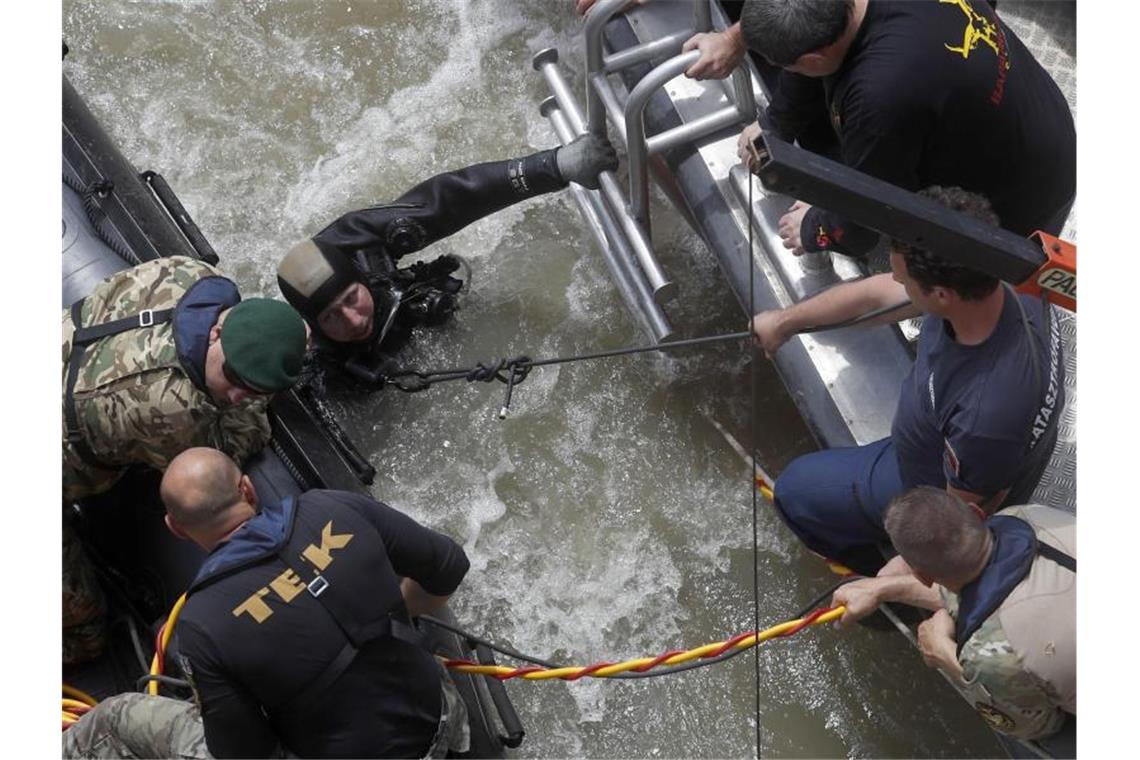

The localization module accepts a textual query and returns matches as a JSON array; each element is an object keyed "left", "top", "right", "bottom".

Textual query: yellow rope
[
  {"left": 62, "top": 683, "right": 98, "bottom": 707},
  {"left": 148, "top": 593, "right": 189, "bottom": 696}
]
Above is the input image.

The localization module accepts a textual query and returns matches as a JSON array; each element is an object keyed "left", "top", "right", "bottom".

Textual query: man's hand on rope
[
  {"left": 830, "top": 578, "right": 885, "bottom": 629},
  {"left": 750, "top": 310, "right": 793, "bottom": 358}
]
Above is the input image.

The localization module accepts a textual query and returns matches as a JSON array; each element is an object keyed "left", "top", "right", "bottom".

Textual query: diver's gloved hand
[{"left": 556, "top": 134, "right": 618, "bottom": 190}]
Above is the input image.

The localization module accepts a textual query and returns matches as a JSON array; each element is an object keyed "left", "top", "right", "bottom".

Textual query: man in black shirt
[
  {"left": 277, "top": 134, "right": 617, "bottom": 391},
  {"left": 157, "top": 447, "right": 470, "bottom": 758},
  {"left": 735, "top": 0, "right": 1075, "bottom": 258}
]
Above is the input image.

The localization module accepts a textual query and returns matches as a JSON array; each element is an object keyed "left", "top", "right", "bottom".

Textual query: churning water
[{"left": 63, "top": 1, "right": 1006, "bottom": 756}]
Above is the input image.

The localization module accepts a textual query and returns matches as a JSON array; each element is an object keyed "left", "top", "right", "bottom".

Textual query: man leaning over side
[
  {"left": 83, "top": 445, "right": 467, "bottom": 759},
  {"left": 63, "top": 255, "right": 308, "bottom": 502},
  {"left": 751, "top": 187, "right": 1065, "bottom": 576},
  {"left": 62, "top": 255, "right": 307, "bottom": 664},
  {"left": 831, "top": 487, "right": 1075, "bottom": 740},
  {"left": 733, "top": 0, "right": 1075, "bottom": 258}
]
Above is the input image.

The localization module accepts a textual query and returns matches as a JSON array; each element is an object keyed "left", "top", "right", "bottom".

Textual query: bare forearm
[
  {"left": 777, "top": 274, "right": 913, "bottom": 333},
  {"left": 400, "top": 577, "right": 451, "bottom": 618},
  {"left": 873, "top": 574, "right": 943, "bottom": 611}
]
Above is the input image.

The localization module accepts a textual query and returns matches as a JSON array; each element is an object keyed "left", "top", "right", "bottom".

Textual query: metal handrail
[
  {"left": 602, "top": 30, "right": 691, "bottom": 74},
  {"left": 540, "top": 98, "right": 674, "bottom": 340},
  {"left": 584, "top": 0, "right": 632, "bottom": 137},
  {"left": 624, "top": 49, "right": 702, "bottom": 229},
  {"left": 534, "top": 49, "right": 677, "bottom": 306}
]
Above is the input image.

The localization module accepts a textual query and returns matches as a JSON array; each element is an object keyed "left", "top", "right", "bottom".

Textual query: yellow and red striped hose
[
  {"left": 62, "top": 684, "right": 98, "bottom": 731},
  {"left": 443, "top": 605, "right": 844, "bottom": 682}
]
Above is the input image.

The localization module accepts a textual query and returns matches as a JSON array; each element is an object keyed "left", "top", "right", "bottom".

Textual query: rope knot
[{"left": 466, "top": 358, "right": 508, "bottom": 383}]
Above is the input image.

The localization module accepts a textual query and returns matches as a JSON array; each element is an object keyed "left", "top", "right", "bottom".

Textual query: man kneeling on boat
[
  {"left": 62, "top": 256, "right": 308, "bottom": 664},
  {"left": 750, "top": 187, "right": 1065, "bottom": 577},
  {"left": 276, "top": 134, "right": 617, "bottom": 392},
  {"left": 830, "top": 487, "right": 1075, "bottom": 740},
  {"left": 66, "top": 446, "right": 471, "bottom": 759}
]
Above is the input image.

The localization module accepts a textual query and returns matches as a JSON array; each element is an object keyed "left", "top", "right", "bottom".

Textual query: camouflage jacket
[
  {"left": 63, "top": 256, "right": 270, "bottom": 501},
  {"left": 941, "top": 505, "right": 1076, "bottom": 740}
]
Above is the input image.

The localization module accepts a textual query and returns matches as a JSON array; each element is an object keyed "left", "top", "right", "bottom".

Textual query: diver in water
[{"left": 276, "top": 133, "right": 618, "bottom": 392}]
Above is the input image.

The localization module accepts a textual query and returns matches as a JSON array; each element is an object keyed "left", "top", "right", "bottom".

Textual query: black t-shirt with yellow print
[
  {"left": 176, "top": 490, "right": 469, "bottom": 759},
  {"left": 770, "top": 0, "right": 1075, "bottom": 256}
]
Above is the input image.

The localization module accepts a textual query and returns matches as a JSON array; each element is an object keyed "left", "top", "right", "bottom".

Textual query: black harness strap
[
  {"left": 1036, "top": 540, "right": 1076, "bottom": 573},
  {"left": 64, "top": 298, "right": 174, "bottom": 469},
  {"left": 275, "top": 551, "right": 431, "bottom": 713}
]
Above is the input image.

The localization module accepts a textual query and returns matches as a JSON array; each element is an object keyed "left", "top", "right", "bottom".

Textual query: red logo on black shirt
[{"left": 815, "top": 225, "right": 831, "bottom": 250}]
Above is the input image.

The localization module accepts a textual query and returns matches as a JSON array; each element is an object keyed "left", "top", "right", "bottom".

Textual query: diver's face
[{"left": 317, "top": 283, "right": 375, "bottom": 343}]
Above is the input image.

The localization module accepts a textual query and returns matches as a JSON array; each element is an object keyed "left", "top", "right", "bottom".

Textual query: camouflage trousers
[
  {"left": 63, "top": 441, "right": 125, "bottom": 504},
  {"left": 63, "top": 515, "right": 108, "bottom": 665},
  {"left": 426, "top": 666, "right": 471, "bottom": 758},
  {"left": 61, "top": 694, "right": 210, "bottom": 759},
  {"left": 62, "top": 677, "right": 469, "bottom": 759}
]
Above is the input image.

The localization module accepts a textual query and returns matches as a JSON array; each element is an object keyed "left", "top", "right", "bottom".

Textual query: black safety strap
[
  {"left": 1036, "top": 541, "right": 1076, "bottom": 573},
  {"left": 64, "top": 298, "right": 174, "bottom": 469},
  {"left": 276, "top": 552, "right": 432, "bottom": 713}
]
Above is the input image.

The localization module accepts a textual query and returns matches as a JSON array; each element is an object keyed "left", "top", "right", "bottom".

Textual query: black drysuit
[{"left": 305, "top": 150, "right": 568, "bottom": 390}]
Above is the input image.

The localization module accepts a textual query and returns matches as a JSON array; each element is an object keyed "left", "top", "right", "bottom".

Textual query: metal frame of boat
[
  {"left": 63, "top": 66, "right": 525, "bottom": 757},
  {"left": 531, "top": 1, "right": 1076, "bottom": 757}
]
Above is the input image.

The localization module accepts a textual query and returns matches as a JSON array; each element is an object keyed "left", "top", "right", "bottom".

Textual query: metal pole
[
  {"left": 591, "top": 73, "right": 629, "bottom": 146},
  {"left": 533, "top": 49, "right": 676, "bottom": 302},
  {"left": 646, "top": 104, "right": 744, "bottom": 155},
  {"left": 542, "top": 99, "right": 674, "bottom": 341},
  {"left": 532, "top": 49, "right": 586, "bottom": 135},
  {"left": 603, "top": 30, "right": 691, "bottom": 74},
  {"left": 583, "top": 0, "right": 630, "bottom": 137},
  {"left": 625, "top": 49, "right": 701, "bottom": 228}
]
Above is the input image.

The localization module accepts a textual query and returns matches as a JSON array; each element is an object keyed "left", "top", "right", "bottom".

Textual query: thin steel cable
[{"left": 747, "top": 167, "right": 762, "bottom": 760}]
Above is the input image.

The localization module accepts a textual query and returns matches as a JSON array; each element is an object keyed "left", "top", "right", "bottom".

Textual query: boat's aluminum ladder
[{"left": 533, "top": 0, "right": 757, "bottom": 343}]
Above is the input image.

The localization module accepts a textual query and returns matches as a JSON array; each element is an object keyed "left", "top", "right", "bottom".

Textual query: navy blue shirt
[{"left": 891, "top": 290, "right": 1064, "bottom": 501}]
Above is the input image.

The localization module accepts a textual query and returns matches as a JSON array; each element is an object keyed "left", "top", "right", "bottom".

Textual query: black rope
[
  {"left": 747, "top": 171, "right": 762, "bottom": 760},
  {"left": 123, "top": 614, "right": 152, "bottom": 676},
  {"left": 381, "top": 295, "right": 911, "bottom": 417},
  {"left": 63, "top": 173, "right": 142, "bottom": 266},
  {"left": 384, "top": 332, "right": 750, "bottom": 409},
  {"left": 792, "top": 576, "right": 864, "bottom": 619}
]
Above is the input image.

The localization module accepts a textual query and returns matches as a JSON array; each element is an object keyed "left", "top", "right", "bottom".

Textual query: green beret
[{"left": 221, "top": 298, "right": 307, "bottom": 392}]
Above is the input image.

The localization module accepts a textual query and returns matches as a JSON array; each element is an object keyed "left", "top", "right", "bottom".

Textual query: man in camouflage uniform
[
  {"left": 62, "top": 694, "right": 210, "bottom": 759},
  {"left": 829, "top": 487, "right": 1075, "bottom": 740},
  {"left": 62, "top": 255, "right": 308, "bottom": 663},
  {"left": 61, "top": 680, "right": 468, "bottom": 759}
]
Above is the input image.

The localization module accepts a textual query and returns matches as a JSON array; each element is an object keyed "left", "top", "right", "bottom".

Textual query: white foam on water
[{"left": 281, "top": 0, "right": 529, "bottom": 229}]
